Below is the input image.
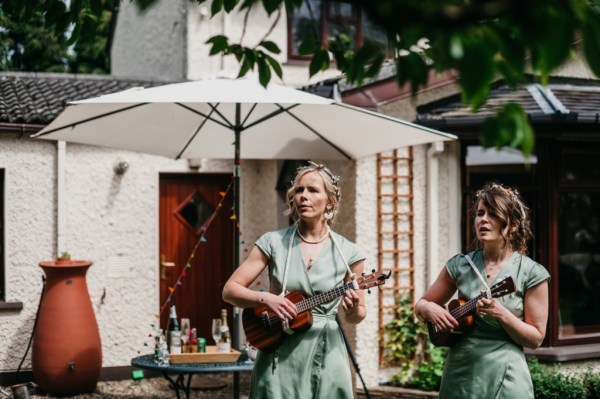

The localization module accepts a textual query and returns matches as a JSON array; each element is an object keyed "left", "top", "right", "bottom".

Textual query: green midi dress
[
  {"left": 249, "top": 226, "right": 366, "bottom": 399},
  {"left": 440, "top": 250, "right": 550, "bottom": 399}
]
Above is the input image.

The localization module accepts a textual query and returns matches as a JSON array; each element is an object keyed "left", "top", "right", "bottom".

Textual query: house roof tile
[
  {"left": 416, "top": 78, "right": 600, "bottom": 128},
  {"left": 0, "top": 72, "right": 177, "bottom": 126}
]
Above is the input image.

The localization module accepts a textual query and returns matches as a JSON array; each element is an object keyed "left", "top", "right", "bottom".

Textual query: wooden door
[{"left": 159, "top": 173, "right": 234, "bottom": 344}]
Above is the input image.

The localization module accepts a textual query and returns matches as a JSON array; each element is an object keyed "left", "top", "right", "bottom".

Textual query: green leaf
[
  {"left": 211, "top": 0, "right": 224, "bottom": 16},
  {"left": 480, "top": 104, "right": 535, "bottom": 156},
  {"left": 308, "top": 47, "right": 329, "bottom": 77},
  {"left": 264, "top": 53, "right": 283, "bottom": 79},
  {"left": 298, "top": 37, "right": 317, "bottom": 56},
  {"left": 262, "top": 0, "right": 282, "bottom": 15},
  {"left": 237, "top": 56, "right": 252, "bottom": 78},
  {"left": 528, "top": 7, "right": 573, "bottom": 83},
  {"left": 395, "top": 52, "right": 428, "bottom": 95},
  {"left": 458, "top": 36, "right": 493, "bottom": 111},
  {"left": 257, "top": 55, "right": 272, "bottom": 87},
  {"left": 223, "top": 0, "right": 239, "bottom": 12},
  {"left": 260, "top": 40, "right": 280, "bottom": 54},
  {"left": 206, "top": 35, "right": 229, "bottom": 55}
]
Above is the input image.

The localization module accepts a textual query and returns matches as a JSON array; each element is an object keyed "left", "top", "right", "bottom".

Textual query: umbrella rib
[
  {"left": 176, "top": 102, "right": 233, "bottom": 129},
  {"left": 279, "top": 105, "right": 353, "bottom": 160},
  {"left": 240, "top": 103, "right": 258, "bottom": 127},
  {"left": 242, "top": 104, "right": 299, "bottom": 131},
  {"left": 175, "top": 107, "right": 217, "bottom": 160},
  {"left": 33, "top": 103, "right": 148, "bottom": 136}
]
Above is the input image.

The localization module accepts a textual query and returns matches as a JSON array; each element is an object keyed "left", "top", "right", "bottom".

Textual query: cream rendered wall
[{"left": 0, "top": 136, "right": 55, "bottom": 371}]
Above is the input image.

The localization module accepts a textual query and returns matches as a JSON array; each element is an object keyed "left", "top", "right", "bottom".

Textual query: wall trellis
[{"left": 377, "top": 148, "right": 415, "bottom": 365}]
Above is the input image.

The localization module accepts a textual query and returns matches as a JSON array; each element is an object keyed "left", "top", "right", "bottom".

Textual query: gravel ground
[{"left": 19, "top": 373, "right": 252, "bottom": 399}]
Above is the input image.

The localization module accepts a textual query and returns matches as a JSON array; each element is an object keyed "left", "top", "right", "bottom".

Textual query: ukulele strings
[
  {"left": 448, "top": 280, "right": 506, "bottom": 319},
  {"left": 266, "top": 281, "right": 357, "bottom": 325}
]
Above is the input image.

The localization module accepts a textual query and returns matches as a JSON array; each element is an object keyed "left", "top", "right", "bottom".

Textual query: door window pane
[
  {"left": 175, "top": 191, "right": 216, "bottom": 235},
  {"left": 557, "top": 191, "right": 600, "bottom": 338}
]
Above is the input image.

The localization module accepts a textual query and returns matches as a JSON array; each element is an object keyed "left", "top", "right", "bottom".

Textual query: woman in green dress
[
  {"left": 414, "top": 182, "right": 550, "bottom": 399},
  {"left": 223, "top": 162, "right": 366, "bottom": 398}
]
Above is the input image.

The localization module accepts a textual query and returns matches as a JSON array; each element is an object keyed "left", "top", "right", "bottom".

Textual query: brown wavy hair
[{"left": 471, "top": 181, "right": 533, "bottom": 254}]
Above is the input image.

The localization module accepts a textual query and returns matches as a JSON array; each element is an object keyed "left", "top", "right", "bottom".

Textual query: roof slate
[
  {"left": 0, "top": 72, "right": 177, "bottom": 126},
  {"left": 416, "top": 78, "right": 600, "bottom": 127}
]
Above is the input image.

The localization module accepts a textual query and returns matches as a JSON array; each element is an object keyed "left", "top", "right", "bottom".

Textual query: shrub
[
  {"left": 583, "top": 366, "right": 600, "bottom": 399},
  {"left": 384, "top": 296, "right": 447, "bottom": 391},
  {"left": 528, "top": 357, "right": 590, "bottom": 399}
]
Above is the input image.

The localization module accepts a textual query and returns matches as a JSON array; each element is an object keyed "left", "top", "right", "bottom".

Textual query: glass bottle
[
  {"left": 216, "top": 308, "right": 231, "bottom": 353},
  {"left": 168, "top": 304, "right": 181, "bottom": 354}
]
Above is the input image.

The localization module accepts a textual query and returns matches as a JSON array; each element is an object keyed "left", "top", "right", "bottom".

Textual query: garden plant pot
[{"left": 31, "top": 259, "right": 102, "bottom": 396}]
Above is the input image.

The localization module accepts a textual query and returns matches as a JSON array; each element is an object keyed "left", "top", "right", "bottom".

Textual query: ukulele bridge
[{"left": 260, "top": 311, "right": 272, "bottom": 329}]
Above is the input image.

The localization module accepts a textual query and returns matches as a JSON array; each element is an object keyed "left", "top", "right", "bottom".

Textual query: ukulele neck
[
  {"left": 449, "top": 293, "right": 486, "bottom": 319},
  {"left": 295, "top": 282, "right": 355, "bottom": 313}
]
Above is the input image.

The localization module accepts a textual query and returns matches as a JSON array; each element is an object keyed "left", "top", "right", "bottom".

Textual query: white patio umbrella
[{"left": 33, "top": 76, "right": 456, "bottom": 348}]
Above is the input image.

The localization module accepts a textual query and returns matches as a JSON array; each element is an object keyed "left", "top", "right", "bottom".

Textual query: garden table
[{"left": 131, "top": 354, "right": 254, "bottom": 399}]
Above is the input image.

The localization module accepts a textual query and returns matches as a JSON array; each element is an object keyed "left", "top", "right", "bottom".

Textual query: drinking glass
[
  {"left": 211, "top": 319, "right": 222, "bottom": 345},
  {"left": 180, "top": 318, "right": 190, "bottom": 351}
]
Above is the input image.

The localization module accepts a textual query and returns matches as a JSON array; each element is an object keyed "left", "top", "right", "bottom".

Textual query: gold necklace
[{"left": 296, "top": 226, "right": 330, "bottom": 244}]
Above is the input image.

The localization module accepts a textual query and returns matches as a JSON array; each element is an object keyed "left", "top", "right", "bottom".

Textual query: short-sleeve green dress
[
  {"left": 440, "top": 250, "right": 550, "bottom": 399},
  {"left": 249, "top": 226, "right": 366, "bottom": 399}
]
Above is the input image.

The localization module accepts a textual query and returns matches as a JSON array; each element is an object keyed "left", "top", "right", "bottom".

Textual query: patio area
[{"left": 27, "top": 373, "right": 251, "bottom": 399}]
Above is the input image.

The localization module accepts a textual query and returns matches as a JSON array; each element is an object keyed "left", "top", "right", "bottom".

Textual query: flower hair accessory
[{"left": 307, "top": 161, "right": 340, "bottom": 187}]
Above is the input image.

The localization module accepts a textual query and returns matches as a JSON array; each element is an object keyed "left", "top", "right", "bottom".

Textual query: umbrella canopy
[
  {"left": 33, "top": 76, "right": 456, "bottom": 350},
  {"left": 33, "top": 77, "right": 456, "bottom": 160}
]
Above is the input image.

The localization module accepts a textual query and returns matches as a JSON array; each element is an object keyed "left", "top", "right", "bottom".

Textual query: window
[
  {"left": 555, "top": 144, "right": 600, "bottom": 343},
  {"left": 287, "top": 0, "right": 389, "bottom": 59},
  {"left": 462, "top": 140, "right": 600, "bottom": 351}
]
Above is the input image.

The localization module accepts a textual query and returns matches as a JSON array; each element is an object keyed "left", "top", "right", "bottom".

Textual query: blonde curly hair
[{"left": 284, "top": 162, "right": 341, "bottom": 225}]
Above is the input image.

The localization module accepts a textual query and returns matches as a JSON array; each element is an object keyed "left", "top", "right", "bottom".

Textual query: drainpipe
[
  {"left": 427, "top": 141, "right": 445, "bottom": 286},
  {"left": 56, "top": 141, "right": 66, "bottom": 257}
]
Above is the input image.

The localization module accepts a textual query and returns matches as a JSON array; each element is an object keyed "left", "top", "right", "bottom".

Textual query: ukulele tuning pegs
[
  {"left": 510, "top": 293, "right": 515, "bottom": 299},
  {"left": 371, "top": 268, "right": 376, "bottom": 273},
  {"left": 367, "top": 289, "right": 371, "bottom": 294},
  {"left": 362, "top": 272, "right": 366, "bottom": 277}
]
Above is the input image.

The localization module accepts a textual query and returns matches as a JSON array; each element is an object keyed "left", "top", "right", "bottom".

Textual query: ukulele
[
  {"left": 242, "top": 270, "right": 391, "bottom": 351},
  {"left": 427, "top": 275, "right": 516, "bottom": 347}
]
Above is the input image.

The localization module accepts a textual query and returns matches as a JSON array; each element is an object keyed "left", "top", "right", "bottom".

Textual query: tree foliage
[
  {"left": 3, "top": 0, "right": 600, "bottom": 154},
  {"left": 0, "top": 0, "right": 115, "bottom": 73}
]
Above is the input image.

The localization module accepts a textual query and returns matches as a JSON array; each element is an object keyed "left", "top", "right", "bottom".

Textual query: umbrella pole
[
  {"left": 233, "top": 106, "right": 241, "bottom": 399},
  {"left": 233, "top": 106, "right": 241, "bottom": 351}
]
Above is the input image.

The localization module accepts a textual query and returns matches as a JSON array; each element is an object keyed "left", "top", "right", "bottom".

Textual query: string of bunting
[{"left": 153, "top": 180, "right": 235, "bottom": 330}]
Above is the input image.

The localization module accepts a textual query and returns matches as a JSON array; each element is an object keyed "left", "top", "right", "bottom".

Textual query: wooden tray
[{"left": 169, "top": 346, "right": 241, "bottom": 364}]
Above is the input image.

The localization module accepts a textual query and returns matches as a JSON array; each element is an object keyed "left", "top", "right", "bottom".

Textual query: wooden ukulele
[
  {"left": 427, "top": 275, "right": 516, "bottom": 347},
  {"left": 242, "top": 270, "right": 391, "bottom": 351}
]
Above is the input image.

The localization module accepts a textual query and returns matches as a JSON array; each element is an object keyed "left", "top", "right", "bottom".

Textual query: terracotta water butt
[{"left": 32, "top": 259, "right": 102, "bottom": 396}]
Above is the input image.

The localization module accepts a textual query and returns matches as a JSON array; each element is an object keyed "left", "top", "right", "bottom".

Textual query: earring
[{"left": 324, "top": 209, "right": 334, "bottom": 220}]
